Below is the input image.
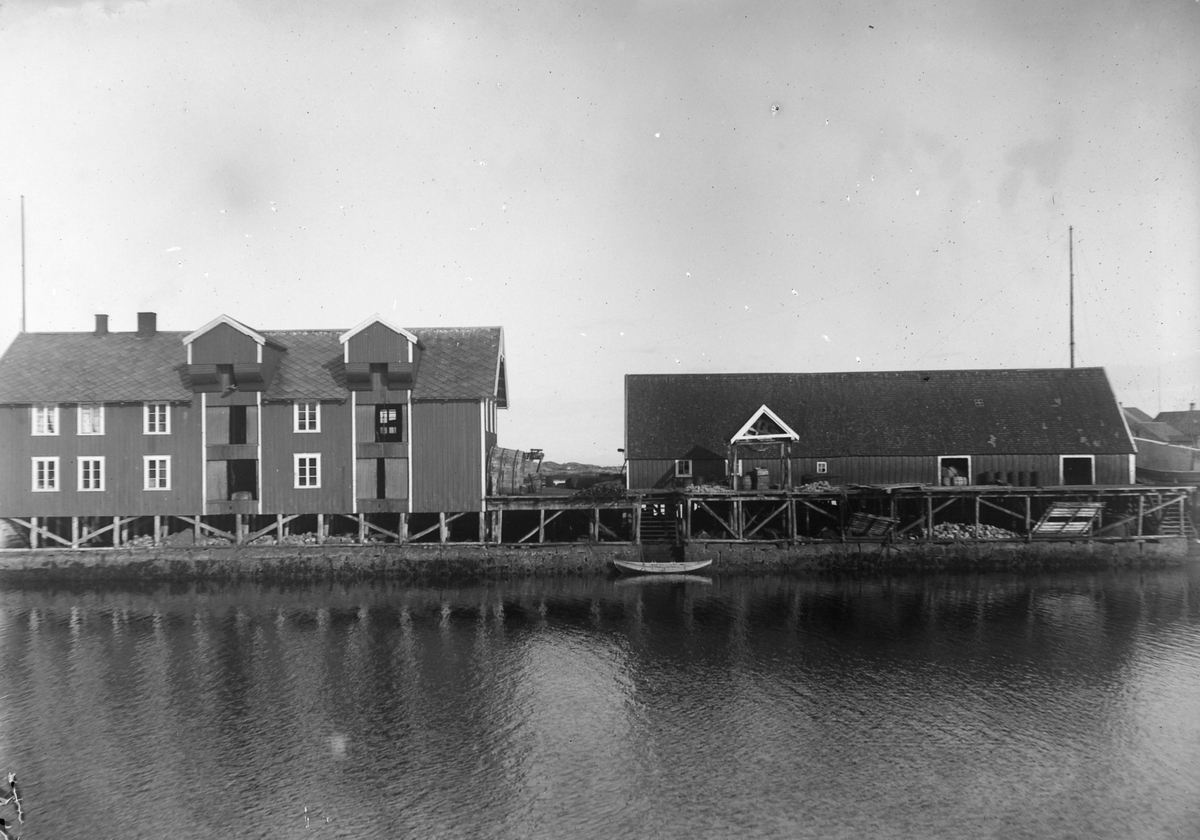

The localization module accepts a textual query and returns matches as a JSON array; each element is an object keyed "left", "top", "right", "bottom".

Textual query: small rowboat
[{"left": 613, "top": 558, "right": 713, "bottom": 575}]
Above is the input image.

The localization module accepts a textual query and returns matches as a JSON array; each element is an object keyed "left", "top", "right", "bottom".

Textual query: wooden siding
[
  {"left": 0, "top": 402, "right": 202, "bottom": 516},
  {"left": 259, "top": 400, "right": 353, "bottom": 513},
  {"left": 411, "top": 401, "right": 483, "bottom": 512},
  {"left": 189, "top": 322, "right": 259, "bottom": 364},
  {"left": 346, "top": 321, "right": 410, "bottom": 363},
  {"left": 628, "top": 452, "right": 1135, "bottom": 489}
]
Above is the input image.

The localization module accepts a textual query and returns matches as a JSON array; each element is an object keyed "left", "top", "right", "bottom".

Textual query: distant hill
[{"left": 540, "top": 461, "right": 622, "bottom": 475}]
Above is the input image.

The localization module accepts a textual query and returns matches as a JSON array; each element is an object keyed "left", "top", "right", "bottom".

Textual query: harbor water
[{"left": 1, "top": 566, "right": 1199, "bottom": 839}]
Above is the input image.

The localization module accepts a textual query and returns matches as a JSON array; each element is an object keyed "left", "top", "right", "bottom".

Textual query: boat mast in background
[
  {"left": 20, "top": 195, "right": 26, "bottom": 333},
  {"left": 1069, "top": 225, "right": 1074, "bottom": 368}
]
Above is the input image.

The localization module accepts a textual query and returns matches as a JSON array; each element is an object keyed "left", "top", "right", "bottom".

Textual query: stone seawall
[
  {"left": 0, "top": 538, "right": 1190, "bottom": 581},
  {"left": 686, "top": 537, "right": 1191, "bottom": 574}
]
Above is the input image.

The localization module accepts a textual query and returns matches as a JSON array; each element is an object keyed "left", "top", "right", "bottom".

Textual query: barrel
[
  {"left": 741, "top": 475, "right": 752, "bottom": 490},
  {"left": 489, "top": 447, "right": 531, "bottom": 496},
  {"left": 1006, "top": 471, "right": 1017, "bottom": 486},
  {"left": 981, "top": 471, "right": 994, "bottom": 485},
  {"left": 1018, "top": 471, "right": 1029, "bottom": 487},
  {"left": 1030, "top": 470, "right": 1041, "bottom": 486}
]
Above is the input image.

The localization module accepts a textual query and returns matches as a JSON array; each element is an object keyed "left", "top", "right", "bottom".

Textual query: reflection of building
[
  {"left": 625, "top": 368, "right": 1136, "bottom": 490},
  {"left": 0, "top": 312, "right": 508, "bottom": 519}
]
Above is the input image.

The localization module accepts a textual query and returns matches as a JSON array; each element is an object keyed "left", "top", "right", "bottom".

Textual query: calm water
[{"left": 2, "top": 567, "right": 1199, "bottom": 839}]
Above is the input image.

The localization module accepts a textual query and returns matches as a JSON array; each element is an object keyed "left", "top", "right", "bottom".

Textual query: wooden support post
[
  {"left": 30, "top": 517, "right": 38, "bottom": 549},
  {"left": 399, "top": 513, "right": 408, "bottom": 543},
  {"left": 1137, "top": 494, "right": 1144, "bottom": 537},
  {"left": 317, "top": 513, "right": 325, "bottom": 545},
  {"left": 925, "top": 496, "right": 933, "bottom": 543},
  {"left": 787, "top": 499, "right": 797, "bottom": 544},
  {"left": 358, "top": 513, "right": 366, "bottom": 544},
  {"left": 235, "top": 514, "right": 243, "bottom": 545},
  {"left": 683, "top": 500, "right": 692, "bottom": 541},
  {"left": 113, "top": 515, "right": 121, "bottom": 547},
  {"left": 734, "top": 499, "right": 743, "bottom": 540},
  {"left": 277, "top": 514, "right": 284, "bottom": 543},
  {"left": 538, "top": 509, "right": 546, "bottom": 543},
  {"left": 591, "top": 508, "right": 600, "bottom": 542},
  {"left": 493, "top": 510, "right": 501, "bottom": 544},
  {"left": 439, "top": 512, "right": 447, "bottom": 544},
  {"left": 479, "top": 511, "right": 486, "bottom": 543},
  {"left": 154, "top": 515, "right": 162, "bottom": 546},
  {"left": 633, "top": 504, "right": 642, "bottom": 545},
  {"left": 72, "top": 517, "right": 79, "bottom": 548},
  {"left": 974, "top": 495, "right": 980, "bottom": 536},
  {"left": 1024, "top": 496, "right": 1031, "bottom": 537}
]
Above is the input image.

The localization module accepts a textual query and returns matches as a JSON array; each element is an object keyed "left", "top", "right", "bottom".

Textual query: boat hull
[{"left": 613, "top": 558, "right": 713, "bottom": 575}]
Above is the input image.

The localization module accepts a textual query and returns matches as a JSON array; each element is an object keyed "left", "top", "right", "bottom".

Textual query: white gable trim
[
  {"left": 338, "top": 313, "right": 419, "bottom": 346},
  {"left": 183, "top": 314, "right": 267, "bottom": 346},
  {"left": 730, "top": 404, "right": 799, "bottom": 442}
]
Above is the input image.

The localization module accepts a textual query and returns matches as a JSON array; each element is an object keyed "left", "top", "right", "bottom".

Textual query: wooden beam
[
  {"left": 744, "top": 501, "right": 790, "bottom": 539},
  {"left": 693, "top": 499, "right": 740, "bottom": 539},
  {"left": 519, "top": 509, "right": 566, "bottom": 544}
]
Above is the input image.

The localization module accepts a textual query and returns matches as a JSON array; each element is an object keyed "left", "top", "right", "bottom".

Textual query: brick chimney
[
  {"left": 94, "top": 314, "right": 108, "bottom": 336},
  {"left": 136, "top": 311, "right": 157, "bottom": 336}
]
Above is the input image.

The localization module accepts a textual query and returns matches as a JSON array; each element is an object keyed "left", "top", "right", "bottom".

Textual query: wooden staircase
[
  {"left": 1158, "top": 504, "right": 1197, "bottom": 539},
  {"left": 639, "top": 506, "right": 678, "bottom": 544}
]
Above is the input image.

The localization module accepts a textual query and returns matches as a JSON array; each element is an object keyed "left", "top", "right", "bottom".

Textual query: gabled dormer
[
  {"left": 339, "top": 314, "right": 423, "bottom": 391},
  {"left": 731, "top": 404, "right": 799, "bottom": 443},
  {"left": 183, "top": 315, "right": 286, "bottom": 393}
]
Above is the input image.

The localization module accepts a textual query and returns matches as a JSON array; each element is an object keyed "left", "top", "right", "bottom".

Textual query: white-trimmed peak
[
  {"left": 731, "top": 404, "right": 799, "bottom": 442},
  {"left": 183, "top": 314, "right": 268, "bottom": 346},
  {"left": 338, "top": 313, "right": 419, "bottom": 346}
]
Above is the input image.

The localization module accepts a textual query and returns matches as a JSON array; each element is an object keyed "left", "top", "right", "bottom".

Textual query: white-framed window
[
  {"left": 144, "top": 402, "right": 171, "bottom": 435},
  {"left": 144, "top": 456, "right": 171, "bottom": 490},
  {"left": 675, "top": 459, "right": 693, "bottom": 478},
  {"left": 295, "top": 454, "right": 321, "bottom": 488},
  {"left": 294, "top": 400, "right": 321, "bottom": 433},
  {"left": 816, "top": 461, "right": 828, "bottom": 474},
  {"left": 31, "top": 457, "right": 59, "bottom": 491},
  {"left": 78, "top": 404, "right": 105, "bottom": 435},
  {"left": 32, "top": 405, "right": 59, "bottom": 436},
  {"left": 79, "top": 457, "right": 106, "bottom": 491}
]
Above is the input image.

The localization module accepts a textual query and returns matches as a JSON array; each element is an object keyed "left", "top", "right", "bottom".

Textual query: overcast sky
[{"left": 1, "top": 0, "right": 1196, "bottom": 464}]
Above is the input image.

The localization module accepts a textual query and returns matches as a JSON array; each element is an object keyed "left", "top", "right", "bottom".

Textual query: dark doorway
[
  {"left": 1062, "top": 457, "right": 1094, "bottom": 485},
  {"left": 230, "top": 405, "right": 248, "bottom": 444},
  {"left": 229, "top": 459, "right": 257, "bottom": 499}
]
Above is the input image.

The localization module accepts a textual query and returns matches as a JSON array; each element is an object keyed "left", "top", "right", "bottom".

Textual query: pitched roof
[
  {"left": 1154, "top": 410, "right": 1200, "bottom": 439},
  {"left": 625, "top": 368, "right": 1134, "bottom": 458},
  {"left": 1123, "top": 409, "right": 1189, "bottom": 444},
  {"left": 0, "top": 325, "right": 505, "bottom": 403}
]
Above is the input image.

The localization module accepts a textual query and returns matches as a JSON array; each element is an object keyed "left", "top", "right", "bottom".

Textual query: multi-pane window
[
  {"left": 78, "top": 404, "right": 105, "bottom": 435},
  {"left": 31, "top": 457, "right": 59, "bottom": 491},
  {"left": 295, "top": 454, "right": 321, "bottom": 488},
  {"left": 144, "top": 402, "right": 170, "bottom": 435},
  {"left": 144, "top": 456, "right": 171, "bottom": 490},
  {"left": 79, "top": 457, "right": 105, "bottom": 491},
  {"left": 816, "top": 461, "right": 828, "bottom": 474},
  {"left": 294, "top": 401, "right": 320, "bottom": 433},
  {"left": 675, "top": 459, "right": 693, "bottom": 478},
  {"left": 375, "top": 405, "right": 403, "bottom": 442},
  {"left": 32, "top": 405, "right": 59, "bottom": 435}
]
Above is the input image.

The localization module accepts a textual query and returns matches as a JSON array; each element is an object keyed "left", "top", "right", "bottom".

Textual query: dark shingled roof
[
  {"left": 1154, "top": 410, "right": 1200, "bottom": 440},
  {"left": 1123, "top": 409, "right": 1190, "bottom": 444},
  {"left": 0, "top": 325, "right": 504, "bottom": 403},
  {"left": 626, "top": 368, "right": 1134, "bottom": 458}
]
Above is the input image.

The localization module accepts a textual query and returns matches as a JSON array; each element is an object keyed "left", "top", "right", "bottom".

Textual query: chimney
[
  {"left": 94, "top": 314, "right": 108, "bottom": 336},
  {"left": 136, "top": 311, "right": 157, "bottom": 337}
]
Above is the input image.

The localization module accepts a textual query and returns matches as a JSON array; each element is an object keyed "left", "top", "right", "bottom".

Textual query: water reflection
[{"left": 1, "top": 569, "right": 1199, "bottom": 839}]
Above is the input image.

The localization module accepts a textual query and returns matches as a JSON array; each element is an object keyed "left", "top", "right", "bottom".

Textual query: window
[
  {"left": 816, "top": 461, "right": 828, "bottom": 474},
  {"left": 375, "top": 405, "right": 403, "bottom": 442},
  {"left": 32, "top": 405, "right": 59, "bottom": 436},
  {"left": 31, "top": 457, "right": 59, "bottom": 491},
  {"left": 294, "top": 401, "right": 321, "bottom": 433},
  {"left": 144, "top": 402, "right": 170, "bottom": 435},
  {"left": 675, "top": 459, "right": 693, "bottom": 478},
  {"left": 78, "top": 404, "right": 105, "bottom": 435},
  {"left": 144, "top": 456, "right": 171, "bottom": 490},
  {"left": 79, "top": 457, "right": 105, "bottom": 491},
  {"left": 295, "top": 454, "right": 321, "bottom": 488}
]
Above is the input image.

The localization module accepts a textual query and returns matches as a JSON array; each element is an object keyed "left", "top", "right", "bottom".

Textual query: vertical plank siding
[
  {"left": 189, "top": 322, "right": 259, "bottom": 364},
  {"left": 0, "top": 402, "right": 201, "bottom": 515},
  {"left": 260, "top": 400, "right": 353, "bottom": 513},
  {"left": 412, "top": 401, "right": 483, "bottom": 512},
  {"left": 346, "top": 322, "right": 407, "bottom": 364}
]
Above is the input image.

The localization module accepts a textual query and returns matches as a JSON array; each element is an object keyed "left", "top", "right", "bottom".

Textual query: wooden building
[
  {"left": 624, "top": 368, "right": 1137, "bottom": 490},
  {"left": 0, "top": 312, "right": 508, "bottom": 524}
]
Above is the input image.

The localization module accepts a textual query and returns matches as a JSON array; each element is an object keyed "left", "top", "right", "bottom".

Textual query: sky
[{"left": 0, "top": 0, "right": 1197, "bottom": 465}]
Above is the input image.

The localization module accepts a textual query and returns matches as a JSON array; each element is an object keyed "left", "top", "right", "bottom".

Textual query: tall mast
[
  {"left": 1068, "top": 226, "right": 1074, "bottom": 368},
  {"left": 20, "top": 195, "right": 26, "bottom": 333}
]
